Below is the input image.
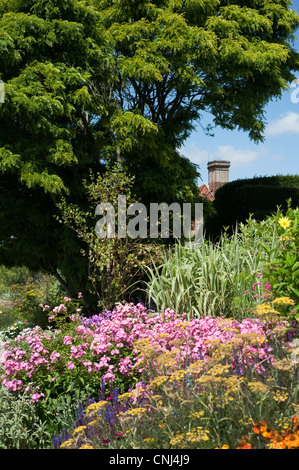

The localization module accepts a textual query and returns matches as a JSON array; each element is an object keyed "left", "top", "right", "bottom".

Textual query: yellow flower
[
  {"left": 278, "top": 217, "right": 291, "bottom": 229},
  {"left": 85, "top": 400, "right": 107, "bottom": 416},
  {"left": 247, "top": 381, "right": 269, "bottom": 394},
  {"left": 272, "top": 390, "right": 289, "bottom": 402},
  {"left": 189, "top": 411, "right": 205, "bottom": 420},
  {"left": 118, "top": 407, "right": 147, "bottom": 419},
  {"left": 88, "top": 418, "right": 101, "bottom": 427},
  {"left": 60, "top": 439, "right": 75, "bottom": 448},
  {"left": 275, "top": 358, "right": 294, "bottom": 371},
  {"left": 169, "top": 369, "right": 187, "bottom": 382},
  {"left": 73, "top": 425, "right": 87, "bottom": 436},
  {"left": 169, "top": 432, "right": 186, "bottom": 448},
  {"left": 143, "top": 438, "right": 156, "bottom": 444},
  {"left": 185, "top": 427, "right": 210, "bottom": 443},
  {"left": 255, "top": 303, "right": 280, "bottom": 317},
  {"left": 273, "top": 297, "right": 295, "bottom": 306},
  {"left": 149, "top": 376, "right": 169, "bottom": 389}
]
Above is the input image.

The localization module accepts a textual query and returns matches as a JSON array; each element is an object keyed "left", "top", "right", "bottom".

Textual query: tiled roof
[{"left": 199, "top": 184, "right": 215, "bottom": 201}]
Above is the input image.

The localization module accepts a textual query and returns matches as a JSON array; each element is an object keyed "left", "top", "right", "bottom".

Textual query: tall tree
[
  {"left": 0, "top": 0, "right": 114, "bottom": 301},
  {"left": 96, "top": 0, "right": 299, "bottom": 201},
  {"left": 0, "top": 0, "right": 299, "bottom": 307}
]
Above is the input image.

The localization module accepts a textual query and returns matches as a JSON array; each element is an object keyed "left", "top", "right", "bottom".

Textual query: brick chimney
[{"left": 207, "top": 160, "right": 230, "bottom": 196}]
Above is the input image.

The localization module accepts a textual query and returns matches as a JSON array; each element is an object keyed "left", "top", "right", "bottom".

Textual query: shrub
[
  {"left": 57, "top": 321, "right": 298, "bottom": 450},
  {"left": 0, "top": 385, "right": 50, "bottom": 449},
  {"left": 259, "top": 205, "right": 299, "bottom": 308},
  {"left": 205, "top": 175, "right": 299, "bottom": 239},
  {"left": 0, "top": 301, "right": 284, "bottom": 417},
  {"left": 0, "top": 320, "right": 35, "bottom": 342},
  {"left": 57, "top": 163, "right": 161, "bottom": 312}
]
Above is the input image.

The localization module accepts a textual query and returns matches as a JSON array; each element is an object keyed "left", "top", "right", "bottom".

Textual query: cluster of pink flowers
[
  {"left": 244, "top": 274, "right": 272, "bottom": 300},
  {"left": 0, "top": 302, "right": 280, "bottom": 402}
]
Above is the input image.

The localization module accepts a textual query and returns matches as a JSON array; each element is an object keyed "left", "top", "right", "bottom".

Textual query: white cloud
[
  {"left": 211, "top": 145, "right": 258, "bottom": 166},
  {"left": 181, "top": 144, "right": 259, "bottom": 168},
  {"left": 180, "top": 144, "right": 208, "bottom": 166},
  {"left": 266, "top": 111, "right": 299, "bottom": 136}
]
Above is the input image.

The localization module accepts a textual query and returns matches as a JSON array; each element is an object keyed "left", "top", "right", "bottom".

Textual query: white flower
[{"left": 290, "top": 347, "right": 299, "bottom": 364}]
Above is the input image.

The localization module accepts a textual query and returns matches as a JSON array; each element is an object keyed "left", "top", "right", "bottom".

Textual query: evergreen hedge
[{"left": 204, "top": 175, "right": 299, "bottom": 239}]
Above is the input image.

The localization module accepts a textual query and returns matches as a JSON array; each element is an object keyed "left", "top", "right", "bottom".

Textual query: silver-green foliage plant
[
  {"left": 0, "top": 386, "right": 50, "bottom": 449},
  {"left": 146, "top": 215, "right": 279, "bottom": 319}
]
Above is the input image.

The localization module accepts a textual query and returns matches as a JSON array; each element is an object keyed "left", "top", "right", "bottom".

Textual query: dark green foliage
[
  {"left": 204, "top": 175, "right": 299, "bottom": 239},
  {"left": 0, "top": 385, "right": 50, "bottom": 449},
  {"left": 1, "top": 0, "right": 299, "bottom": 304},
  {"left": 0, "top": 0, "right": 111, "bottom": 307}
]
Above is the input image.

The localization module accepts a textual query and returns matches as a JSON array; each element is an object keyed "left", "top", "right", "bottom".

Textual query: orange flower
[
  {"left": 253, "top": 418, "right": 299, "bottom": 449},
  {"left": 259, "top": 421, "right": 268, "bottom": 433},
  {"left": 236, "top": 442, "right": 252, "bottom": 449},
  {"left": 282, "top": 432, "right": 299, "bottom": 449},
  {"left": 252, "top": 421, "right": 270, "bottom": 436},
  {"left": 236, "top": 436, "right": 252, "bottom": 449},
  {"left": 268, "top": 440, "right": 286, "bottom": 449}
]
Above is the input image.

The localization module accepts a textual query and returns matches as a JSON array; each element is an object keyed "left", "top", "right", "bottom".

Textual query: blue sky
[{"left": 181, "top": 0, "right": 299, "bottom": 187}]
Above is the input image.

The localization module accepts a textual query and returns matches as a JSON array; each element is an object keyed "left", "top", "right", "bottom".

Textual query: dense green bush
[
  {"left": 0, "top": 385, "right": 50, "bottom": 449},
  {"left": 0, "top": 265, "right": 30, "bottom": 297},
  {"left": 205, "top": 175, "right": 299, "bottom": 240}
]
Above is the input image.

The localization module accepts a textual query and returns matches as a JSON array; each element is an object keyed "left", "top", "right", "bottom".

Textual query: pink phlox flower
[
  {"left": 101, "top": 372, "right": 115, "bottom": 383},
  {"left": 53, "top": 304, "right": 67, "bottom": 315},
  {"left": 82, "top": 360, "right": 93, "bottom": 372},
  {"left": 50, "top": 351, "right": 61, "bottom": 363},
  {"left": 63, "top": 335, "right": 73, "bottom": 345},
  {"left": 31, "top": 392, "right": 45, "bottom": 403},
  {"left": 2, "top": 378, "right": 23, "bottom": 392}
]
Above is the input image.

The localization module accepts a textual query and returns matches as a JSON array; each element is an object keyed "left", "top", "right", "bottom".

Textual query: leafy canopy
[{"left": 0, "top": 0, "right": 298, "bottom": 305}]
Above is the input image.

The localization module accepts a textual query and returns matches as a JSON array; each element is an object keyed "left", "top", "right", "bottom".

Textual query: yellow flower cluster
[
  {"left": 85, "top": 400, "right": 108, "bottom": 417},
  {"left": 169, "top": 427, "right": 209, "bottom": 448},
  {"left": 224, "top": 375, "right": 244, "bottom": 391},
  {"left": 272, "top": 390, "right": 289, "bottom": 402},
  {"left": 255, "top": 303, "right": 280, "bottom": 318},
  {"left": 273, "top": 297, "right": 295, "bottom": 306},
  {"left": 118, "top": 407, "right": 147, "bottom": 418},
  {"left": 188, "top": 411, "right": 205, "bottom": 420},
  {"left": 73, "top": 425, "right": 87, "bottom": 435},
  {"left": 274, "top": 358, "right": 295, "bottom": 371},
  {"left": 279, "top": 235, "right": 295, "bottom": 242},
  {"left": 185, "top": 427, "right": 210, "bottom": 443},
  {"left": 149, "top": 375, "right": 170, "bottom": 389},
  {"left": 188, "top": 360, "right": 204, "bottom": 374},
  {"left": 143, "top": 437, "right": 156, "bottom": 445},
  {"left": 169, "top": 369, "right": 187, "bottom": 382},
  {"left": 247, "top": 381, "right": 269, "bottom": 395},
  {"left": 60, "top": 439, "right": 74, "bottom": 448}
]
